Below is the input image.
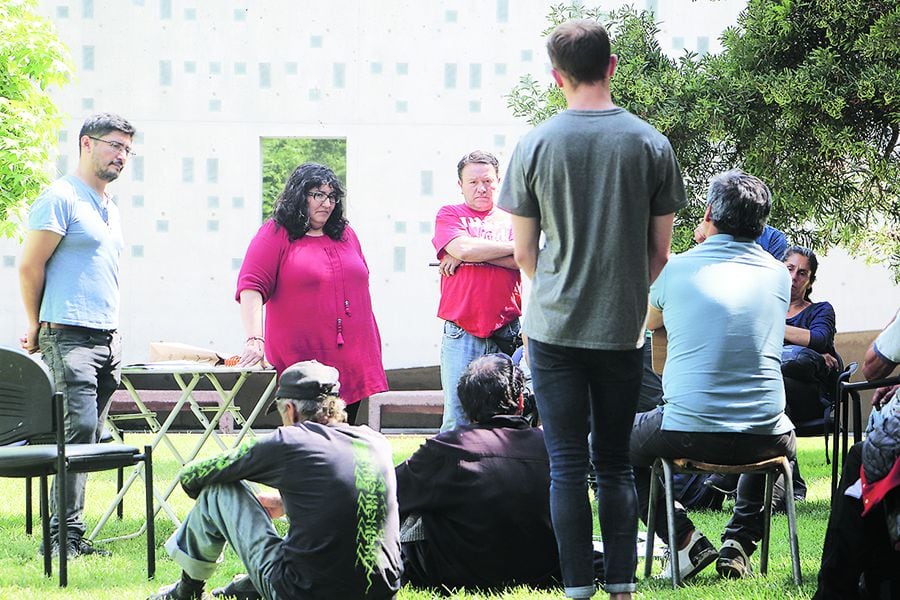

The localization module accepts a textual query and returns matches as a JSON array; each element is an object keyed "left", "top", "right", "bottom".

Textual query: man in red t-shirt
[{"left": 432, "top": 150, "right": 522, "bottom": 431}]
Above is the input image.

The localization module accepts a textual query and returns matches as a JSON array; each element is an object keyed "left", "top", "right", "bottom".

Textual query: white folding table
[{"left": 89, "top": 364, "right": 277, "bottom": 542}]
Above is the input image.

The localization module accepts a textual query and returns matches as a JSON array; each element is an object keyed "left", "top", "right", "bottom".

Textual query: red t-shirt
[{"left": 432, "top": 203, "right": 521, "bottom": 338}]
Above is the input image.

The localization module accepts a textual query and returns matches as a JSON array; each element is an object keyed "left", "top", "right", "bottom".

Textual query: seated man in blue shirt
[{"left": 632, "top": 170, "right": 796, "bottom": 581}]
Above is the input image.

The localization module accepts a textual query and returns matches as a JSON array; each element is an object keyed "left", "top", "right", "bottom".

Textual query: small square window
[
  {"left": 207, "top": 196, "right": 220, "bottom": 208},
  {"left": 185, "top": 61, "right": 196, "bottom": 74},
  {"left": 521, "top": 49, "right": 533, "bottom": 62},
  {"left": 58, "top": 131, "right": 68, "bottom": 142},
  {"left": 672, "top": 36, "right": 685, "bottom": 50},
  {"left": 333, "top": 63, "right": 346, "bottom": 88},
  {"left": 209, "top": 99, "right": 221, "bottom": 112},
  {"left": 57, "top": 6, "right": 69, "bottom": 17},
  {"left": 131, "top": 156, "right": 144, "bottom": 181},
  {"left": 396, "top": 63, "right": 409, "bottom": 75},
  {"left": 209, "top": 62, "right": 222, "bottom": 75},
  {"left": 207, "top": 159, "right": 218, "bottom": 183},
  {"left": 469, "top": 64, "right": 482, "bottom": 88},
  {"left": 370, "top": 62, "right": 382, "bottom": 74},
  {"left": 444, "top": 64, "right": 457, "bottom": 89},
  {"left": 82, "top": 98, "right": 94, "bottom": 110},
  {"left": 393, "top": 247, "right": 406, "bottom": 273},
  {"left": 395, "top": 100, "right": 408, "bottom": 113},
  {"left": 56, "top": 156, "right": 68, "bottom": 176},
  {"left": 309, "top": 88, "right": 321, "bottom": 101},
  {"left": 469, "top": 100, "right": 481, "bottom": 113},
  {"left": 259, "top": 63, "right": 271, "bottom": 88},
  {"left": 156, "top": 220, "right": 169, "bottom": 232},
  {"left": 207, "top": 220, "right": 220, "bottom": 232},
  {"left": 445, "top": 10, "right": 457, "bottom": 22},
  {"left": 421, "top": 171, "right": 433, "bottom": 196},
  {"left": 310, "top": 35, "right": 322, "bottom": 48},
  {"left": 83, "top": 0, "right": 94, "bottom": 18},
  {"left": 697, "top": 36, "right": 710, "bottom": 55},
  {"left": 159, "top": 0, "right": 170, "bottom": 19},
  {"left": 231, "top": 258, "right": 243, "bottom": 270},
  {"left": 134, "top": 132, "right": 145, "bottom": 144},
  {"left": 234, "top": 8, "right": 247, "bottom": 21},
  {"left": 132, "top": 195, "right": 144, "bottom": 207},
  {"left": 495, "top": 63, "right": 507, "bottom": 76},
  {"left": 131, "top": 245, "right": 144, "bottom": 258},
  {"left": 2, "top": 255, "right": 15, "bottom": 268},
  {"left": 496, "top": 0, "right": 509, "bottom": 22},
  {"left": 235, "top": 62, "right": 247, "bottom": 75},
  {"left": 232, "top": 196, "right": 245, "bottom": 208},
  {"left": 182, "top": 158, "right": 194, "bottom": 182},
  {"left": 285, "top": 62, "right": 298, "bottom": 75},
  {"left": 394, "top": 222, "right": 407, "bottom": 234},
  {"left": 494, "top": 134, "right": 506, "bottom": 147},
  {"left": 159, "top": 60, "right": 172, "bottom": 85},
  {"left": 184, "top": 7, "right": 196, "bottom": 20},
  {"left": 82, "top": 46, "right": 95, "bottom": 71},
  {"left": 419, "top": 221, "right": 431, "bottom": 234}
]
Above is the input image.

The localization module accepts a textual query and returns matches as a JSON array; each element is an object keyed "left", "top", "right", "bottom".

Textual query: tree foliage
[
  {"left": 260, "top": 137, "right": 347, "bottom": 219},
  {"left": 507, "top": 1, "right": 900, "bottom": 275},
  {"left": 0, "top": 0, "right": 72, "bottom": 238}
]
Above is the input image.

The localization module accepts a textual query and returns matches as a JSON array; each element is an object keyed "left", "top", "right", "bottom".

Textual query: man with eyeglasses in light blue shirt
[{"left": 19, "top": 112, "right": 136, "bottom": 559}]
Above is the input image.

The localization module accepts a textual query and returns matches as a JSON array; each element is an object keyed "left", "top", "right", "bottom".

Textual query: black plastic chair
[{"left": 0, "top": 346, "right": 155, "bottom": 586}]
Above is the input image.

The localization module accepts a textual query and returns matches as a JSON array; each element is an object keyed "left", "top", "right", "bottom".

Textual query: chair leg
[
  {"left": 58, "top": 471, "right": 67, "bottom": 587},
  {"left": 781, "top": 458, "right": 803, "bottom": 586},
  {"left": 40, "top": 476, "right": 51, "bottom": 578},
  {"left": 25, "top": 477, "right": 33, "bottom": 535},
  {"left": 661, "top": 459, "right": 680, "bottom": 588},
  {"left": 144, "top": 445, "right": 156, "bottom": 580},
  {"left": 644, "top": 460, "right": 659, "bottom": 579},
  {"left": 117, "top": 467, "right": 124, "bottom": 520},
  {"left": 760, "top": 470, "right": 774, "bottom": 575}
]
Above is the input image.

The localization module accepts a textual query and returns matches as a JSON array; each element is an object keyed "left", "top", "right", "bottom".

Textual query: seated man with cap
[
  {"left": 395, "top": 353, "right": 564, "bottom": 591},
  {"left": 149, "top": 360, "right": 402, "bottom": 600}
]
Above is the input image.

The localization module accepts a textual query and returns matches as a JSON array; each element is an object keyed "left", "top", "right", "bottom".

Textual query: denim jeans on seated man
[
  {"left": 529, "top": 338, "right": 643, "bottom": 597},
  {"left": 630, "top": 407, "right": 796, "bottom": 554},
  {"left": 439, "top": 319, "right": 520, "bottom": 431},
  {"left": 41, "top": 327, "right": 122, "bottom": 543}
]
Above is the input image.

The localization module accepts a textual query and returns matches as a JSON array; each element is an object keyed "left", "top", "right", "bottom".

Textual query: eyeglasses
[
  {"left": 307, "top": 191, "right": 341, "bottom": 206},
  {"left": 88, "top": 136, "right": 136, "bottom": 157}
]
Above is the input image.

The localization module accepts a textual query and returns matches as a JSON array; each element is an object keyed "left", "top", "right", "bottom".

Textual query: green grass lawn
[{"left": 0, "top": 434, "right": 833, "bottom": 599}]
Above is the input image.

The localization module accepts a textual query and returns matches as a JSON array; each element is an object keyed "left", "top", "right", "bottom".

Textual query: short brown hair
[
  {"left": 456, "top": 150, "right": 499, "bottom": 180},
  {"left": 547, "top": 20, "right": 611, "bottom": 86}
]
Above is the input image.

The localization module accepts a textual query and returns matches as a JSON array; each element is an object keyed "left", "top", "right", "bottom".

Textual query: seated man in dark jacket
[{"left": 395, "top": 353, "right": 562, "bottom": 591}]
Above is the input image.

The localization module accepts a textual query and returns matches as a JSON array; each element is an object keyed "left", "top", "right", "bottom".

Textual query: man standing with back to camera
[
  {"left": 19, "top": 112, "right": 136, "bottom": 558},
  {"left": 499, "top": 20, "right": 686, "bottom": 600}
]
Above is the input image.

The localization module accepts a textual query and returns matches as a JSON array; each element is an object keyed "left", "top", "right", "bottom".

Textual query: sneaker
[
  {"left": 211, "top": 574, "right": 262, "bottom": 599},
  {"left": 38, "top": 537, "right": 111, "bottom": 558},
  {"left": 147, "top": 581, "right": 211, "bottom": 600},
  {"left": 661, "top": 530, "right": 718, "bottom": 581},
  {"left": 716, "top": 538, "right": 753, "bottom": 579}
]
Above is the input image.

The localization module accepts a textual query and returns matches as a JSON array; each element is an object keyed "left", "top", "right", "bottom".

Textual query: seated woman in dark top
[{"left": 781, "top": 246, "right": 840, "bottom": 500}]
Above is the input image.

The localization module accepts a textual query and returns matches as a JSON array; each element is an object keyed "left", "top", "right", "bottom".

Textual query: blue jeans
[
  {"left": 39, "top": 326, "right": 121, "bottom": 541},
  {"left": 529, "top": 339, "right": 643, "bottom": 597},
  {"left": 165, "top": 483, "right": 283, "bottom": 599},
  {"left": 439, "top": 319, "right": 520, "bottom": 432}
]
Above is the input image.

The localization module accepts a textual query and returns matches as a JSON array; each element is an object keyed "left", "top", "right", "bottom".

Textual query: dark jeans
[
  {"left": 39, "top": 326, "right": 122, "bottom": 541},
  {"left": 529, "top": 339, "right": 642, "bottom": 597},
  {"left": 630, "top": 407, "right": 796, "bottom": 554},
  {"left": 814, "top": 444, "right": 900, "bottom": 599}
]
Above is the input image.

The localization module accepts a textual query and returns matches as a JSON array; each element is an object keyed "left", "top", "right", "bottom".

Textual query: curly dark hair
[{"left": 272, "top": 163, "right": 348, "bottom": 242}]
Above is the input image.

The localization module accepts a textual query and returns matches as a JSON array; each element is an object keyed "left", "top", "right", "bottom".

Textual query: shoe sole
[
  {"left": 683, "top": 546, "right": 718, "bottom": 580},
  {"left": 716, "top": 557, "right": 751, "bottom": 579}
]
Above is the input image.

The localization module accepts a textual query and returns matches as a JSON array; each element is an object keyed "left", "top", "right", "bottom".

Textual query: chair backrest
[{"left": 0, "top": 346, "right": 57, "bottom": 445}]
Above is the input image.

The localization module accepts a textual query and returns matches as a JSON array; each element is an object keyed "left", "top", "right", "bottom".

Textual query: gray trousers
[
  {"left": 165, "top": 483, "right": 283, "bottom": 600},
  {"left": 41, "top": 327, "right": 122, "bottom": 541}
]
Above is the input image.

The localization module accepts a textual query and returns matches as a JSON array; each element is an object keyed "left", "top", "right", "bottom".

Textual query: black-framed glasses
[
  {"left": 88, "top": 136, "right": 136, "bottom": 157},
  {"left": 307, "top": 191, "right": 341, "bottom": 206}
]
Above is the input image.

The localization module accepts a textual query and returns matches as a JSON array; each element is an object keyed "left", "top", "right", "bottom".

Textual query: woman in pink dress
[{"left": 235, "top": 163, "right": 387, "bottom": 423}]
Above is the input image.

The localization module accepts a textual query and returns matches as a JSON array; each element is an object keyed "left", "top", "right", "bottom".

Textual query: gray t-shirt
[{"left": 498, "top": 108, "right": 687, "bottom": 349}]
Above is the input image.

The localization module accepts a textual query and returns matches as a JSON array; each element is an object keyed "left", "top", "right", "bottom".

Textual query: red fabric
[
  {"left": 236, "top": 221, "right": 387, "bottom": 404},
  {"left": 432, "top": 204, "right": 521, "bottom": 338},
  {"left": 861, "top": 455, "right": 900, "bottom": 516}
]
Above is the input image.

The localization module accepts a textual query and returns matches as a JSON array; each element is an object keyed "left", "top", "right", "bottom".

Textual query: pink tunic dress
[{"left": 236, "top": 220, "right": 387, "bottom": 405}]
